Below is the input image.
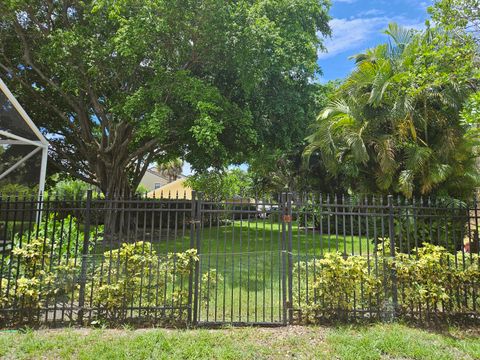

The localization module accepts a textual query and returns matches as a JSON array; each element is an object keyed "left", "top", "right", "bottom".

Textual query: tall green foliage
[
  {"left": 305, "top": 23, "right": 480, "bottom": 198},
  {"left": 249, "top": 81, "right": 343, "bottom": 195},
  {"left": 0, "top": 0, "right": 330, "bottom": 197},
  {"left": 429, "top": 0, "right": 480, "bottom": 43},
  {"left": 185, "top": 168, "right": 252, "bottom": 200}
]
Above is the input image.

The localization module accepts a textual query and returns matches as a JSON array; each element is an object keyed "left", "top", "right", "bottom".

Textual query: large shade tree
[
  {"left": 429, "top": 0, "right": 480, "bottom": 43},
  {"left": 0, "top": 0, "right": 330, "bottom": 197},
  {"left": 305, "top": 23, "right": 480, "bottom": 198},
  {"left": 249, "top": 80, "right": 342, "bottom": 194}
]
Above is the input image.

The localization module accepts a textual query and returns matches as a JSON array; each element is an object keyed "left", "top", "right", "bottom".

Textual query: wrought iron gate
[{"left": 191, "top": 192, "right": 289, "bottom": 326}]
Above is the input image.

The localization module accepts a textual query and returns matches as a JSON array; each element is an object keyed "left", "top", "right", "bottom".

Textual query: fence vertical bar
[
  {"left": 286, "top": 192, "right": 293, "bottom": 324},
  {"left": 188, "top": 191, "right": 196, "bottom": 325},
  {"left": 473, "top": 192, "right": 479, "bottom": 313},
  {"left": 474, "top": 192, "right": 479, "bottom": 256},
  {"left": 77, "top": 189, "right": 92, "bottom": 325},
  {"left": 280, "top": 193, "right": 287, "bottom": 325},
  {"left": 193, "top": 192, "right": 202, "bottom": 325},
  {"left": 388, "top": 195, "right": 398, "bottom": 319}
]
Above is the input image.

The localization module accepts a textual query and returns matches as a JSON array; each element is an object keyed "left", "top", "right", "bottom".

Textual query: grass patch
[
  {"left": 325, "top": 323, "right": 480, "bottom": 360},
  {"left": 0, "top": 324, "right": 478, "bottom": 359},
  {"left": 151, "top": 221, "right": 370, "bottom": 256}
]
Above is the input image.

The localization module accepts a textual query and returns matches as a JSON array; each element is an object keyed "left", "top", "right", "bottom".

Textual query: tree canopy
[
  {"left": 429, "top": 0, "right": 480, "bottom": 43},
  {"left": 0, "top": 0, "right": 330, "bottom": 196},
  {"left": 248, "top": 80, "right": 341, "bottom": 194},
  {"left": 185, "top": 168, "right": 252, "bottom": 201},
  {"left": 305, "top": 23, "right": 480, "bottom": 198}
]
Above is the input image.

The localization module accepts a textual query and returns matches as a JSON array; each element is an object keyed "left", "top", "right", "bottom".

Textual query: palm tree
[
  {"left": 156, "top": 158, "right": 183, "bottom": 182},
  {"left": 305, "top": 23, "right": 479, "bottom": 198}
]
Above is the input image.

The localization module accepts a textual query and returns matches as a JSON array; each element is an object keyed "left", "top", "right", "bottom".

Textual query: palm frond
[
  {"left": 405, "top": 144, "right": 432, "bottom": 172},
  {"left": 384, "top": 23, "right": 416, "bottom": 58},
  {"left": 369, "top": 60, "right": 393, "bottom": 106},
  {"left": 398, "top": 169, "right": 414, "bottom": 198},
  {"left": 373, "top": 136, "right": 397, "bottom": 173}
]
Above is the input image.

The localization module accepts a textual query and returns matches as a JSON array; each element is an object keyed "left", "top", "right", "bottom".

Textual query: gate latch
[{"left": 282, "top": 215, "right": 292, "bottom": 223}]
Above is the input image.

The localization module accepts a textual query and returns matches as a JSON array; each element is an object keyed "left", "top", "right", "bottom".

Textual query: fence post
[
  {"left": 191, "top": 191, "right": 202, "bottom": 326},
  {"left": 287, "top": 192, "right": 294, "bottom": 323},
  {"left": 387, "top": 195, "right": 398, "bottom": 319},
  {"left": 472, "top": 192, "right": 479, "bottom": 255},
  {"left": 281, "top": 192, "right": 294, "bottom": 324},
  {"left": 188, "top": 191, "right": 197, "bottom": 325},
  {"left": 280, "top": 193, "right": 287, "bottom": 324},
  {"left": 77, "top": 189, "right": 92, "bottom": 325}
]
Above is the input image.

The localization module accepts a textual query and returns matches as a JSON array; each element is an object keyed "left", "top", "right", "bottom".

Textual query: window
[{"left": 154, "top": 183, "right": 161, "bottom": 189}]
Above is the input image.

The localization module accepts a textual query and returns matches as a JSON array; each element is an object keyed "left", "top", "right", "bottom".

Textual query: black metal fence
[{"left": 0, "top": 191, "right": 479, "bottom": 328}]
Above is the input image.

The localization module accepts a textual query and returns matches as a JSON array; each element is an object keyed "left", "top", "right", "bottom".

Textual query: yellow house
[
  {"left": 146, "top": 178, "right": 193, "bottom": 199},
  {"left": 140, "top": 168, "right": 186, "bottom": 192},
  {"left": 140, "top": 168, "right": 169, "bottom": 191}
]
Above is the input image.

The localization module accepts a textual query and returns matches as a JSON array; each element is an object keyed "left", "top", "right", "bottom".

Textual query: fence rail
[{"left": 0, "top": 191, "right": 479, "bottom": 327}]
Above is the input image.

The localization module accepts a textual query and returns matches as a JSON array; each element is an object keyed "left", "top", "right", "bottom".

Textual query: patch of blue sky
[{"left": 318, "top": 0, "right": 433, "bottom": 82}]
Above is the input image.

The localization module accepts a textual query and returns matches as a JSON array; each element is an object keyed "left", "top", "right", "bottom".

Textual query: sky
[{"left": 318, "top": 0, "right": 433, "bottom": 82}]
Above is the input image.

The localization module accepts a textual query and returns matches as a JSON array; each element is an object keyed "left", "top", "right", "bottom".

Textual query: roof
[
  {"left": 145, "top": 168, "right": 185, "bottom": 180},
  {"left": 145, "top": 168, "right": 169, "bottom": 181}
]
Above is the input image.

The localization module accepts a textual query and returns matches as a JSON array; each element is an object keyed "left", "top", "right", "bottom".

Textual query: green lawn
[
  {"left": 0, "top": 324, "right": 478, "bottom": 359},
  {"left": 153, "top": 221, "right": 370, "bottom": 257},
  {"left": 148, "top": 221, "right": 370, "bottom": 323}
]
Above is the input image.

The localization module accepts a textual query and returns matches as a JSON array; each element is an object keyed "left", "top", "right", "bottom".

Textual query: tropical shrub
[
  {"left": 47, "top": 178, "right": 91, "bottom": 200},
  {"left": 293, "top": 252, "right": 383, "bottom": 322},
  {"left": 394, "top": 243, "right": 480, "bottom": 315},
  {"left": 201, "top": 268, "right": 224, "bottom": 303},
  {"left": 1, "top": 213, "right": 99, "bottom": 325},
  {"left": 0, "top": 237, "right": 79, "bottom": 324},
  {"left": 88, "top": 243, "right": 198, "bottom": 324},
  {"left": 1, "top": 222, "right": 198, "bottom": 326},
  {"left": 0, "top": 183, "right": 34, "bottom": 195},
  {"left": 88, "top": 242, "right": 158, "bottom": 321},
  {"left": 293, "top": 243, "right": 480, "bottom": 323}
]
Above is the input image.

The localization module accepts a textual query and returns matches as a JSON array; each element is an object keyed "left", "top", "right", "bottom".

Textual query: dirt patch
[{"left": 254, "top": 325, "right": 327, "bottom": 342}]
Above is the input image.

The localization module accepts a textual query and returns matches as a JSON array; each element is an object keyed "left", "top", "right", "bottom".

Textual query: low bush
[
  {"left": 293, "top": 242, "right": 480, "bottom": 323},
  {"left": 89, "top": 243, "right": 198, "bottom": 324},
  {"left": 0, "top": 236, "right": 79, "bottom": 324},
  {"left": 1, "top": 234, "right": 199, "bottom": 326},
  {"left": 201, "top": 268, "right": 224, "bottom": 303},
  {"left": 1, "top": 213, "right": 101, "bottom": 326},
  {"left": 293, "top": 252, "right": 383, "bottom": 322},
  {"left": 394, "top": 243, "right": 479, "bottom": 314}
]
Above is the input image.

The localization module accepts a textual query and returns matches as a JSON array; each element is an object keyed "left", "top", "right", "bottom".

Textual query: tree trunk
[{"left": 92, "top": 147, "right": 140, "bottom": 246}]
